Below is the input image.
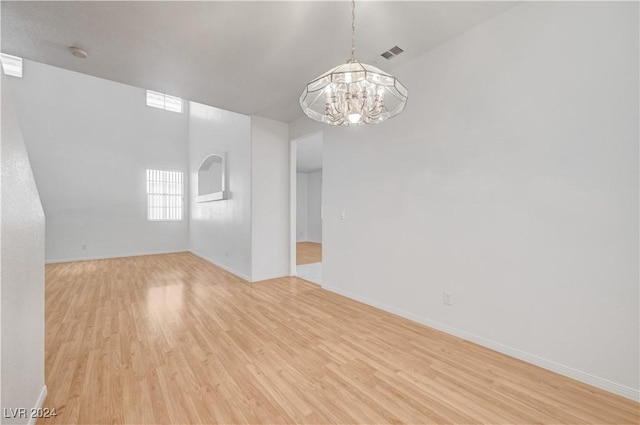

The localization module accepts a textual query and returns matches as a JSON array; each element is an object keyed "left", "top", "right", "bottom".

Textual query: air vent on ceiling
[{"left": 380, "top": 45, "right": 405, "bottom": 60}]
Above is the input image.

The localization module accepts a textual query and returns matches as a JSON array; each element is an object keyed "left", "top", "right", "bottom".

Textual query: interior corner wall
[
  {"left": 296, "top": 172, "right": 309, "bottom": 241},
  {"left": 188, "top": 101, "right": 252, "bottom": 280},
  {"left": 290, "top": 1, "right": 639, "bottom": 399},
  {"left": 5, "top": 60, "right": 189, "bottom": 263},
  {"left": 1, "top": 77, "right": 46, "bottom": 424},
  {"left": 250, "top": 115, "right": 289, "bottom": 282},
  {"left": 306, "top": 170, "right": 322, "bottom": 243}
]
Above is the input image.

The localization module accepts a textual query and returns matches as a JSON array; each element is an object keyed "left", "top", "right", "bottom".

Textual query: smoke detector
[{"left": 68, "top": 46, "right": 88, "bottom": 59}]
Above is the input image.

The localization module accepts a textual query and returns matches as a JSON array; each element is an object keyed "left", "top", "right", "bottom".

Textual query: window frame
[
  {"left": 145, "top": 90, "right": 183, "bottom": 113},
  {"left": 146, "top": 169, "right": 184, "bottom": 222}
]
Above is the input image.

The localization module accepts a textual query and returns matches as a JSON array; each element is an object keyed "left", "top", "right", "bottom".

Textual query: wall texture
[
  {"left": 1, "top": 77, "right": 46, "bottom": 424},
  {"left": 189, "top": 101, "right": 252, "bottom": 279},
  {"left": 290, "top": 1, "right": 639, "bottom": 400},
  {"left": 6, "top": 61, "right": 189, "bottom": 262}
]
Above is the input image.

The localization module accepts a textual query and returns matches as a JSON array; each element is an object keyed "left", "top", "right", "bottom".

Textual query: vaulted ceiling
[{"left": 2, "top": 1, "right": 516, "bottom": 122}]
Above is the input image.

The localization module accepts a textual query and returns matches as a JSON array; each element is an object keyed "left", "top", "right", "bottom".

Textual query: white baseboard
[
  {"left": 46, "top": 249, "right": 253, "bottom": 283},
  {"left": 321, "top": 283, "right": 640, "bottom": 402},
  {"left": 189, "top": 250, "right": 252, "bottom": 282},
  {"left": 27, "top": 386, "right": 48, "bottom": 425},
  {"left": 251, "top": 271, "right": 290, "bottom": 283},
  {"left": 45, "top": 250, "right": 188, "bottom": 264}
]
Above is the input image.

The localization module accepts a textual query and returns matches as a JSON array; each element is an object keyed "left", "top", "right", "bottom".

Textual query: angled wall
[{"left": 1, "top": 77, "right": 46, "bottom": 424}]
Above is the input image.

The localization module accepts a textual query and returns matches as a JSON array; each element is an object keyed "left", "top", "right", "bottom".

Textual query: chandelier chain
[{"left": 351, "top": 0, "right": 356, "bottom": 62}]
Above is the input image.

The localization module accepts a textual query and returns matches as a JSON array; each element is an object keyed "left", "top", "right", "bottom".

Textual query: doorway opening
[{"left": 290, "top": 132, "right": 323, "bottom": 285}]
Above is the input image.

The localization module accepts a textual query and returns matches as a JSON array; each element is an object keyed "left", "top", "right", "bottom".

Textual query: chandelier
[{"left": 300, "top": 0, "right": 408, "bottom": 126}]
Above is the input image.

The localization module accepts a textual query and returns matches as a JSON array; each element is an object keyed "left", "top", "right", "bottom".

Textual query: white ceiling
[
  {"left": 297, "top": 132, "right": 323, "bottom": 173},
  {"left": 1, "top": 1, "right": 516, "bottom": 123}
]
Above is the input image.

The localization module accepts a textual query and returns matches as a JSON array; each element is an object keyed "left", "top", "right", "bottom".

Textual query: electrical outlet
[
  {"left": 81, "top": 244, "right": 87, "bottom": 250},
  {"left": 443, "top": 291, "right": 452, "bottom": 306}
]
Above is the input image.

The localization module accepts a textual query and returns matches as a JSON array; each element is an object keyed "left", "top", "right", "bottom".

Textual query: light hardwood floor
[
  {"left": 296, "top": 242, "right": 322, "bottom": 265},
  {"left": 43, "top": 253, "right": 638, "bottom": 424}
]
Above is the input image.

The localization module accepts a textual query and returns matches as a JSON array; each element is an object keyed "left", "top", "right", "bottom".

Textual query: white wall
[
  {"left": 189, "top": 101, "right": 252, "bottom": 280},
  {"left": 251, "top": 116, "right": 289, "bottom": 281},
  {"left": 296, "top": 171, "right": 322, "bottom": 243},
  {"left": 296, "top": 172, "right": 308, "bottom": 241},
  {"left": 290, "top": 2, "right": 639, "bottom": 400},
  {"left": 6, "top": 61, "right": 189, "bottom": 263},
  {"left": 306, "top": 170, "right": 322, "bottom": 243},
  {"left": 1, "top": 77, "right": 46, "bottom": 424}
]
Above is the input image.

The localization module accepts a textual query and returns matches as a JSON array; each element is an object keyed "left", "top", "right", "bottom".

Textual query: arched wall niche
[{"left": 196, "top": 153, "right": 226, "bottom": 202}]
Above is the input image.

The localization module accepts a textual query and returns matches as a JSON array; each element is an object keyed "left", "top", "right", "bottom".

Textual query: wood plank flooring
[
  {"left": 42, "top": 253, "right": 639, "bottom": 424},
  {"left": 296, "top": 242, "right": 322, "bottom": 265}
]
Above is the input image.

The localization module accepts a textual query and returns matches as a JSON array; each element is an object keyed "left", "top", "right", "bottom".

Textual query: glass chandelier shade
[
  {"left": 299, "top": 0, "right": 408, "bottom": 126},
  {"left": 299, "top": 61, "right": 408, "bottom": 126}
]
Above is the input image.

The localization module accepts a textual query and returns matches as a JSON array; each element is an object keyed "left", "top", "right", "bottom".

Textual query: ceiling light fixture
[
  {"left": 68, "top": 46, "right": 88, "bottom": 59},
  {"left": 299, "top": 0, "right": 408, "bottom": 126}
]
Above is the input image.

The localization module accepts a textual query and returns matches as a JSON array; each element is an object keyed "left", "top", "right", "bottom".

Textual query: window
[
  {"left": 1, "top": 53, "right": 23, "bottom": 78},
  {"left": 146, "top": 169, "right": 183, "bottom": 221},
  {"left": 146, "top": 90, "right": 183, "bottom": 113}
]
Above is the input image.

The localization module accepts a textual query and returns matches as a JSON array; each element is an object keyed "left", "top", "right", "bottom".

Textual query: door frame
[{"left": 290, "top": 131, "right": 323, "bottom": 276}]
